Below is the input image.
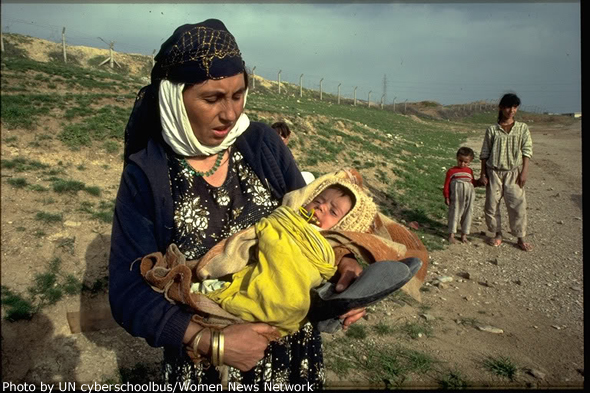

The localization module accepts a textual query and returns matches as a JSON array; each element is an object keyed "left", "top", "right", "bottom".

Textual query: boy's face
[
  {"left": 304, "top": 188, "right": 353, "bottom": 230},
  {"left": 457, "top": 155, "right": 473, "bottom": 168}
]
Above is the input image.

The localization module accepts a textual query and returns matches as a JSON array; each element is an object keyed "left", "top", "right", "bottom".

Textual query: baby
[{"left": 191, "top": 179, "right": 376, "bottom": 336}]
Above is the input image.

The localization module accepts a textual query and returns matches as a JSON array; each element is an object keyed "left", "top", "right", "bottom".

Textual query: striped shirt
[
  {"left": 443, "top": 166, "right": 476, "bottom": 199},
  {"left": 479, "top": 121, "right": 533, "bottom": 171}
]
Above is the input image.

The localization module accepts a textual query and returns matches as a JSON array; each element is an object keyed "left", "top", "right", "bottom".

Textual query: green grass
[
  {"left": 1, "top": 257, "right": 84, "bottom": 321},
  {"left": 0, "top": 285, "right": 36, "bottom": 321},
  {"left": 483, "top": 356, "right": 518, "bottom": 381},
  {"left": 1, "top": 157, "right": 50, "bottom": 172},
  {"left": 438, "top": 370, "right": 470, "bottom": 389},
  {"left": 345, "top": 324, "right": 368, "bottom": 340},
  {"left": 373, "top": 322, "right": 395, "bottom": 336},
  {"left": 6, "top": 177, "right": 29, "bottom": 188},
  {"left": 78, "top": 199, "right": 114, "bottom": 223},
  {"left": 35, "top": 211, "right": 63, "bottom": 224},
  {"left": 401, "top": 321, "right": 434, "bottom": 339},
  {"left": 324, "top": 333, "right": 439, "bottom": 386}
]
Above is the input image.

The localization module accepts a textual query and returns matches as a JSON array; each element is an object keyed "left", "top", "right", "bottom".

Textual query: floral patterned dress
[{"left": 162, "top": 148, "right": 325, "bottom": 388}]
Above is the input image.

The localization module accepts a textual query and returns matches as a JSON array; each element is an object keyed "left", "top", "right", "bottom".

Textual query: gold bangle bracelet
[
  {"left": 191, "top": 328, "right": 208, "bottom": 358},
  {"left": 211, "top": 329, "right": 219, "bottom": 366},
  {"left": 217, "top": 330, "right": 225, "bottom": 367}
]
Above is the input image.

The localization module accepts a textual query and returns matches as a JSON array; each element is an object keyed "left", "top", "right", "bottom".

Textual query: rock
[
  {"left": 527, "top": 368, "right": 546, "bottom": 380},
  {"left": 457, "top": 272, "right": 471, "bottom": 280},
  {"left": 514, "top": 279, "right": 522, "bottom": 285},
  {"left": 420, "top": 313, "right": 435, "bottom": 322},
  {"left": 437, "top": 276, "right": 453, "bottom": 283},
  {"left": 570, "top": 286, "right": 582, "bottom": 291},
  {"left": 64, "top": 220, "right": 82, "bottom": 228},
  {"left": 557, "top": 220, "right": 565, "bottom": 225},
  {"left": 477, "top": 325, "right": 504, "bottom": 334},
  {"left": 408, "top": 221, "right": 420, "bottom": 230},
  {"left": 490, "top": 258, "right": 501, "bottom": 266},
  {"left": 551, "top": 325, "right": 561, "bottom": 330}
]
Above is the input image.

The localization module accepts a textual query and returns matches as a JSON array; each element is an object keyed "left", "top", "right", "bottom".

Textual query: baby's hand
[
  {"left": 299, "top": 206, "right": 320, "bottom": 226},
  {"left": 445, "top": 197, "right": 450, "bottom": 206}
]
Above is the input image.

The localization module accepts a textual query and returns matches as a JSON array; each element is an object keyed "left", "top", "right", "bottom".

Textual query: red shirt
[{"left": 443, "top": 166, "right": 476, "bottom": 199}]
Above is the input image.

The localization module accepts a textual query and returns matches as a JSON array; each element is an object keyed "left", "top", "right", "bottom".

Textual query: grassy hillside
[{"left": 0, "top": 49, "right": 493, "bottom": 251}]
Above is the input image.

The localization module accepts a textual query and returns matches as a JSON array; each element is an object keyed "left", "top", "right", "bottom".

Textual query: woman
[
  {"left": 479, "top": 93, "right": 533, "bottom": 251},
  {"left": 109, "top": 19, "right": 365, "bottom": 387}
]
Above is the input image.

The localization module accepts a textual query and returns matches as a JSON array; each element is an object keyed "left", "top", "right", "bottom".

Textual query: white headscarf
[{"left": 159, "top": 79, "right": 250, "bottom": 157}]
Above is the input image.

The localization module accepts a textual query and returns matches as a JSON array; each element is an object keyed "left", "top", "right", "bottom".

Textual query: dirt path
[{"left": 406, "top": 120, "right": 584, "bottom": 386}]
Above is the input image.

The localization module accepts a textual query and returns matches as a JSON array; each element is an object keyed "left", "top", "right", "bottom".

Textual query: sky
[{"left": 1, "top": 1, "right": 581, "bottom": 114}]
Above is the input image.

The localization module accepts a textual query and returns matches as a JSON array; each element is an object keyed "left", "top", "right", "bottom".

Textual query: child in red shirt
[{"left": 443, "top": 147, "right": 479, "bottom": 243}]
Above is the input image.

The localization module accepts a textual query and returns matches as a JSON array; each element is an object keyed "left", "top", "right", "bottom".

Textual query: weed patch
[
  {"left": 1, "top": 258, "right": 83, "bottom": 321},
  {"left": 6, "top": 177, "right": 29, "bottom": 188},
  {"left": 483, "top": 356, "right": 518, "bottom": 381},
  {"left": 35, "top": 211, "right": 63, "bottom": 224}
]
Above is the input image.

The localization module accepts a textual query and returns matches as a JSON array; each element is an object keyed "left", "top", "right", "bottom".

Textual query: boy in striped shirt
[{"left": 444, "top": 147, "right": 479, "bottom": 243}]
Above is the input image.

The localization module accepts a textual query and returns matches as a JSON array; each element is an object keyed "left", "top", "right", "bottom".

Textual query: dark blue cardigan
[{"left": 108, "top": 122, "right": 306, "bottom": 354}]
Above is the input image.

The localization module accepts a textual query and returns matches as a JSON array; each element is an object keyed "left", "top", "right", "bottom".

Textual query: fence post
[
  {"left": 1, "top": 32, "right": 4, "bottom": 53},
  {"left": 151, "top": 49, "right": 156, "bottom": 67},
  {"left": 278, "top": 70, "right": 282, "bottom": 94},
  {"left": 337, "top": 83, "right": 341, "bottom": 105},
  {"left": 299, "top": 74, "right": 303, "bottom": 97},
  {"left": 62, "top": 27, "right": 67, "bottom": 63},
  {"left": 354, "top": 87, "right": 357, "bottom": 106},
  {"left": 319, "top": 78, "right": 323, "bottom": 101},
  {"left": 368, "top": 91, "right": 372, "bottom": 108},
  {"left": 251, "top": 66, "right": 256, "bottom": 89},
  {"left": 393, "top": 97, "right": 397, "bottom": 113}
]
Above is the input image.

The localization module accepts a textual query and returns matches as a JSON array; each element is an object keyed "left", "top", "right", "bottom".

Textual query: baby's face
[{"left": 304, "top": 188, "right": 352, "bottom": 230}]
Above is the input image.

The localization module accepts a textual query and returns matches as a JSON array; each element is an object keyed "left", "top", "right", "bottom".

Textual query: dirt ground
[{"left": 1, "top": 117, "right": 582, "bottom": 388}]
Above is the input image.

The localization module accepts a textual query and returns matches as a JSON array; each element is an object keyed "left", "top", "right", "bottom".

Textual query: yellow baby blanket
[{"left": 206, "top": 205, "right": 337, "bottom": 336}]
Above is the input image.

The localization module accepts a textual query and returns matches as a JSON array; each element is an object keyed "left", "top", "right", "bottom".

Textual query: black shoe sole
[{"left": 307, "top": 261, "right": 413, "bottom": 323}]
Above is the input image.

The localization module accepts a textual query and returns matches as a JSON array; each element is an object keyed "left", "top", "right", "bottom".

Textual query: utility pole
[
  {"left": 299, "top": 74, "right": 303, "bottom": 98},
  {"left": 337, "top": 83, "right": 341, "bottom": 105},
  {"left": 277, "top": 70, "right": 282, "bottom": 94},
  {"left": 393, "top": 97, "right": 397, "bottom": 113},
  {"left": 61, "top": 27, "right": 67, "bottom": 63},
  {"left": 354, "top": 87, "right": 358, "bottom": 106},
  {"left": 368, "top": 91, "right": 372, "bottom": 108},
  {"left": 151, "top": 49, "right": 156, "bottom": 67},
  {"left": 404, "top": 99, "right": 408, "bottom": 114},
  {"left": 251, "top": 66, "right": 256, "bottom": 89},
  {"left": 381, "top": 94, "right": 385, "bottom": 110},
  {"left": 319, "top": 78, "right": 323, "bottom": 101},
  {"left": 382, "top": 74, "right": 387, "bottom": 105}
]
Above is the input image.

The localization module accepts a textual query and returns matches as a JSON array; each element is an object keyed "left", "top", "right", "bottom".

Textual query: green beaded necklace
[{"left": 181, "top": 150, "right": 225, "bottom": 177}]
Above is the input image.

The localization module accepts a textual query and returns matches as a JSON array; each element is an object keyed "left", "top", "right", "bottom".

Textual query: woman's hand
[
  {"left": 444, "top": 197, "right": 450, "bottom": 206},
  {"left": 188, "top": 322, "right": 278, "bottom": 372},
  {"left": 221, "top": 323, "right": 279, "bottom": 371},
  {"left": 335, "top": 256, "right": 366, "bottom": 330}
]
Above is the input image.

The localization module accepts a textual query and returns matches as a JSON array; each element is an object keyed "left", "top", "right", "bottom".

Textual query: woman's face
[
  {"left": 500, "top": 105, "right": 519, "bottom": 122},
  {"left": 183, "top": 73, "right": 246, "bottom": 147}
]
